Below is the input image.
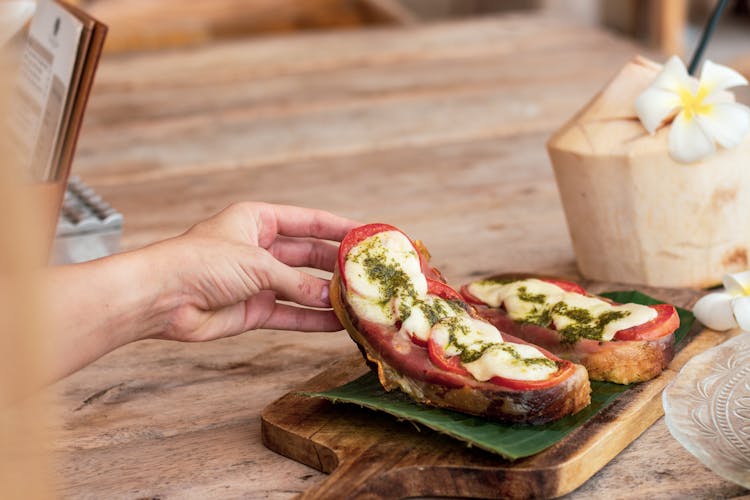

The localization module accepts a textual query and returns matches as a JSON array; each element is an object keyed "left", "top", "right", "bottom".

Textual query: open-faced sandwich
[
  {"left": 330, "top": 224, "right": 591, "bottom": 424},
  {"left": 461, "top": 276, "right": 680, "bottom": 384}
]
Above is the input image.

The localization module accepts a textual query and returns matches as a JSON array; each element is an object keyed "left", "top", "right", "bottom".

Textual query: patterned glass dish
[{"left": 663, "top": 332, "right": 750, "bottom": 488}]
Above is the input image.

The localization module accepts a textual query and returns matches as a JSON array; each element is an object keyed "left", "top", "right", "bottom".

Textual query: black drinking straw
[{"left": 688, "top": 0, "right": 731, "bottom": 75}]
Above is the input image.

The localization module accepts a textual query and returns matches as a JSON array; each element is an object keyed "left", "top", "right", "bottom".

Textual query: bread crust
[{"left": 331, "top": 268, "right": 591, "bottom": 424}]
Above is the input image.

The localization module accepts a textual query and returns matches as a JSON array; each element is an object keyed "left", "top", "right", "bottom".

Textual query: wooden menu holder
[{"left": 25, "top": 1, "right": 107, "bottom": 254}]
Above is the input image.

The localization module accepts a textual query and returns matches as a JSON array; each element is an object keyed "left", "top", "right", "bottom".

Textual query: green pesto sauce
[
  {"left": 446, "top": 299, "right": 467, "bottom": 315},
  {"left": 358, "top": 253, "right": 416, "bottom": 305},
  {"left": 554, "top": 303, "right": 629, "bottom": 343},
  {"left": 515, "top": 285, "right": 552, "bottom": 326},
  {"left": 349, "top": 236, "right": 418, "bottom": 307},
  {"left": 460, "top": 343, "right": 495, "bottom": 363},
  {"left": 476, "top": 277, "right": 521, "bottom": 286},
  {"left": 500, "top": 280, "right": 631, "bottom": 343},
  {"left": 442, "top": 317, "right": 491, "bottom": 364},
  {"left": 517, "top": 286, "right": 547, "bottom": 304},
  {"left": 442, "top": 317, "right": 557, "bottom": 368},
  {"left": 419, "top": 299, "right": 448, "bottom": 326},
  {"left": 518, "top": 306, "right": 552, "bottom": 327},
  {"left": 398, "top": 300, "right": 413, "bottom": 321}
]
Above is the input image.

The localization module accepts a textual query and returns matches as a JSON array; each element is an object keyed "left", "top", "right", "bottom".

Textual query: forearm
[{"left": 45, "top": 246, "right": 176, "bottom": 381}]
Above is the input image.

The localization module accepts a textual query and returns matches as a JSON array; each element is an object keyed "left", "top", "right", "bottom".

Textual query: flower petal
[
  {"left": 723, "top": 270, "right": 750, "bottom": 296},
  {"left": 694, "top": 292, "right": 737, "bottom": 331},
  {"left": 635, "top": 87, "right": 681, "bottom": 134},
  {"left": 704, "top": 88, "right": 736, "bottom": 106},
  {"left": 652, "top": 55, "right": 696, "bottom": 93},
  {"left": 696, "top": 102, "right": 750, "bottom": 149},
  {"left": 669, "top": 111, "right": 715, "bottom": 163},
  {"left": 732, "top": 296, "right": 750, "bottom": 331},
  {"left": 700, "top": 60, "right": 748, "bottom": 93}
]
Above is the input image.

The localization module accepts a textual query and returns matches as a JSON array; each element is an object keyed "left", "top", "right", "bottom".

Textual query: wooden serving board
[{"left": 261, "top": 286, "right": 720, "bottom": 499}]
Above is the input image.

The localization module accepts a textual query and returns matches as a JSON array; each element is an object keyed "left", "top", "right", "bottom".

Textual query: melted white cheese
[
  {"left": 463, "top": 342, "right": 557, "bottom": 382},
  {"left": 397, "top": 295, "right": 461, "bottom": 343},
  {"left": 430, "top": 316, "right": 503, "bottom": 357},
  {"left": 344, "top": 230, "right": 427, "bottom": 325},
  {"left": 467, "top": 278, "right": 657, "bottom": 341},
  {"left": 429, "top": 316, "right": 557, "bottom": 381},
  {"left": 345, "top": 290, "right": 398, "bottom": 326}
]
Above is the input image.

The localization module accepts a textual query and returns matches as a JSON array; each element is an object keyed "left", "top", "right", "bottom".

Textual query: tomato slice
[
  {"left": 540, "top": 278, "right": 587, "bottom": 295},
  {"left": 613, "top": 303, "right": 679, "bottom": 341},
  {"left": 488, "top": 362, "right": 575, "bottom": 390},
  {"left": 428, "top": 334, "right": 576, "bottom": 390},
  {"left": 427, "top": 336, "right": 471, "bottom": 376},
  {"left": 338, "top": 223, "right": 435, "bottom": 289},
  {"left": 459, "top": 284, "right": 485, "bottom": 305},
  {"left": 426, "top": 278, "right": 463, "bottom": 302},
  {"left": 425, "top": 280, "right": 476, "bottom": 376},
  {"left": 410, "top": 336, "right": 428, "bottom": 347}
]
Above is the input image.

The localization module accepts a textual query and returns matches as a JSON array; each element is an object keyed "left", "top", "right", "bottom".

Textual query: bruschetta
[
  {"left": 461, "top": 275, "right": 680, "bottom": 384},
  {"left": 331, "top": 225, "right": 590, "bottom": 424}
]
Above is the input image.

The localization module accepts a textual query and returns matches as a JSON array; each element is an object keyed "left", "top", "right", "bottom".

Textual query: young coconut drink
[{"left": 547, "top": 55, "right": 750, "bottom": 287}]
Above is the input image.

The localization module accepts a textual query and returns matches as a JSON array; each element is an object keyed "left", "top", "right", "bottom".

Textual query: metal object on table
[{"left": 51, "top": 176, "right": 123, "bottom": 264}]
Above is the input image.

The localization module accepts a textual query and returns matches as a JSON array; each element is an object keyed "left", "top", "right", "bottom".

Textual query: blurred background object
[
  {"left": 51, "top": 176, "right": 122, "bottom": 264},
  {"left": 0, "top": 25, "right": 54, "bottom": 500},
  {"left": 62, "top": 0, "right": 749, "bottom": 79}
]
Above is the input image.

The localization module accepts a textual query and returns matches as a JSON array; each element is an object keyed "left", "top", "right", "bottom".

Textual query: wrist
[
  {"left": 55, "top": 245, "right": 179, "bottom": 346},
  {"left": 113, "top": 241, "right": 186, "bottom": 342}
]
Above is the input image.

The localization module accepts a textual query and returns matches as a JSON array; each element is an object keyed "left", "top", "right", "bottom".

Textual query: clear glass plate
[{"left": 663, "top": 332, "right": 750, "bottom": 488}]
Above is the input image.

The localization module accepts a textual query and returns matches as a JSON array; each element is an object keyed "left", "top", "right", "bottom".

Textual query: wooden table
[{"left": 53, "top": 14, "right": 748, "bottom": 499}]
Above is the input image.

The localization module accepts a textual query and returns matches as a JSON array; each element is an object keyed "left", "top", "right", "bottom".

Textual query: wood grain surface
[{"left": 50, "top": 14, "right": 749, "bottom": 499}]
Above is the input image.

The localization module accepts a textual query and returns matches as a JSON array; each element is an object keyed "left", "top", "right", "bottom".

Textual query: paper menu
[{"left": 13, "top": 0, "right": 82, "bottom": 181}]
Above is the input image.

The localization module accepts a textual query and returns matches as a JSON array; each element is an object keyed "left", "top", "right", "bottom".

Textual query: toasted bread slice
[
  {"left": 332, "top": 225, "right": 590, "bottom": 424},
  {"left": 461, "top": 275, "right": 679, "bottom": 384}
]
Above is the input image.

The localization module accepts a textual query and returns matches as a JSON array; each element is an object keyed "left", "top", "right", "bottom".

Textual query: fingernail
[{"left": 320, "top": 285, "right": 330, "bottom": 306}]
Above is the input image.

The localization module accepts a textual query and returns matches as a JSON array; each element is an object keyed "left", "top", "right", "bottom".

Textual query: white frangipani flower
[
  {"left": 694, "top": 271, "right": 750, "bottom": 332},
  {"left": 635, "top": 56, "right": 750, "bottom": 163}
]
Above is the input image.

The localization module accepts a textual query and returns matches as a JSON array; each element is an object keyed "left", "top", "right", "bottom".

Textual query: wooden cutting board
[{"left": 261, "top": 286, "right": 721, "bottom": 499}]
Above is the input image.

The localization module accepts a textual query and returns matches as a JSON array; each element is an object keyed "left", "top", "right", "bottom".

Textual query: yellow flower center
[{"left": 678, "top": 85, "right": 712, "bottom": 120}]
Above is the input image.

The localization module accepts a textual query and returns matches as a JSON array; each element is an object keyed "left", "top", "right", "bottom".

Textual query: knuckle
[
  {"left": 224, "top": 201, "right": 254, "bottom": 218},
  {"left": 309, "top": 213, "right": 326, "bottom": 237},
  {"left": 296, "top": 274, "right": 315, "bottom": 297}
]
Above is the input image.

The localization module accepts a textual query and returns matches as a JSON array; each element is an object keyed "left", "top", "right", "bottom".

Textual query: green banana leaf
[{"left": 302, "top": 291, "right": 695, "bottom": 460}]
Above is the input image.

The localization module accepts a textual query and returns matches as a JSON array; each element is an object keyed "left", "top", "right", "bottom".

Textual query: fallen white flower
[{"left": 694, "top": 271, "right": 750, "bottom": 331}]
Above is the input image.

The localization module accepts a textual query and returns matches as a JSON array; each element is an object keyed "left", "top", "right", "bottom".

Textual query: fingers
[
  {"left": 267, "top": 236, "right": 339, "bottom": 272},
  {"left": 260, "top": 303, "right": 342, "bottom": 332},
  {"left": 187, "top": 202, "right": 360, "bottom": 249},
  {"left": 174, "top": 292, "right": 342, "bottom": 341},
  {"left": 226, "top": 292, "right": 343, "bottom": 334},
  {"left": 256, "top": 249, "right": 332, "bottom": 308},
  {"left": 263, "top": 204, "right": 360, "bottom": 242}
]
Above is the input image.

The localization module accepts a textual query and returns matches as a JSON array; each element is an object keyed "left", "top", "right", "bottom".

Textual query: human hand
[{"left": 143, "top": 202, "right": 360, "bottom": 342}]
